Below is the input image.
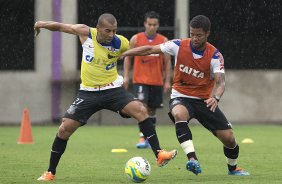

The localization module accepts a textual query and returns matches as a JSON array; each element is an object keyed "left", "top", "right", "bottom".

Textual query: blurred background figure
[{"left": 123, "top": 11, "right": 171, "bottom": 149}]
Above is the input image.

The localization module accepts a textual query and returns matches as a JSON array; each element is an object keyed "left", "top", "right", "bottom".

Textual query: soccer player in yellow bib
[{"left": 35, "top": 13, "right": 177, "bottom": 181}]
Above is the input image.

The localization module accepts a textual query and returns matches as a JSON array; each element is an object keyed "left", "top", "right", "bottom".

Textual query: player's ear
[
  {"left": 96, "top": 22, "right": 103, "bottom": 29},
  {"left": 96, "top": 25, "right": 101, "bottom": 33},
  {"left": 206, "top": 31, "right": 210, "bottom": 37},
  {"left": 156, "top": 22, "right": 159, "bottom": 29}
]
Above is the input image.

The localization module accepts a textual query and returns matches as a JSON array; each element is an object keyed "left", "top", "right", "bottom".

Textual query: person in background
[{"left": 123, "top": 11, "right": 171, "bottom": 149}]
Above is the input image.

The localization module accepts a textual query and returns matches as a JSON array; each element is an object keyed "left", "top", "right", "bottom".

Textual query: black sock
[
  {"left": 48, "top": 135, "right": 68, "bottom": 175},
  {"left": 139, "top": 117, "right": 157, "bottom": 133},
  {"left": 139, "top": 118, "right": 161, "bottom": 157},
  {"left": 176, "top": 121, "right": 198, "bottom": 160},
  {"left": 150, "top": 116, "right": 157, "bottom": 127},
  {"left": 224, "top": 144, "right": 239, "bottom": 171}
]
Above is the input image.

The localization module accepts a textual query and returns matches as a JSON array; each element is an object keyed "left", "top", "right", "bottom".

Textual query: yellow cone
[
  {"left": 242, "top": 138, "right": 254, "bottom": 144},
  {"left": 111, "top": 149, "right": 128, "bottom": 153}
]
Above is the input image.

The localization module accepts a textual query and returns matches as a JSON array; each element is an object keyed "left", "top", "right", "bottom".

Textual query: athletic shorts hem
[{"left": 62, "top": 114, "right": 86, "bottom": 126}]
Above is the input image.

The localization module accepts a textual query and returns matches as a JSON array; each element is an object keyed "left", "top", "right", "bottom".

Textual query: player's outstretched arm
[
  {"left": 163, "top": 37, "right": 171, "bottom": 93},
  {"left": 121, "top": 44, "right": 162, "bottom": 58},
  {"left": 34, "top": 21, "right": 89, "bottom": 37}
]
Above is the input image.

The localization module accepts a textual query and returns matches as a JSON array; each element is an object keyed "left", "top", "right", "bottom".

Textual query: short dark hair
[
  {"left": 97, "top": 13, "right": 117, "bottom": 26},
  {"left": 189, "top": 15, "right": 211, "bottom": 32},
  {"left": 144, "top": 11, "right": 160, "bottom": 22}
]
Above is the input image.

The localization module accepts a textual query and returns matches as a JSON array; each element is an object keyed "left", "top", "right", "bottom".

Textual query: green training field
[{"left": 1, "top": 124, "right": 282, "bottom": 184}]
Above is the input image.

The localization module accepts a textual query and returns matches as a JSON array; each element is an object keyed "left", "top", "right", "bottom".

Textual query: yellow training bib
[{"left": 80, "top": 28, "right": 129, "bottom": 88}]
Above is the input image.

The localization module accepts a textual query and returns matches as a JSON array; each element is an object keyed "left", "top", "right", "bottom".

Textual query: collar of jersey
[
  {"left": 190, "top": 41, "right": 205, "bottom": 56},
  {"left": 144, "top": 32, "right": 157, "bottom": 41},
  {"left": 98, "top": 35, "right": 121, "bottom": 49}
]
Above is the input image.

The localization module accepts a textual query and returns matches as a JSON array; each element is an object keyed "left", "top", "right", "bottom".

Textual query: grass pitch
[{"left": 1, "top": 124, "right": 282, "bottom": 184}]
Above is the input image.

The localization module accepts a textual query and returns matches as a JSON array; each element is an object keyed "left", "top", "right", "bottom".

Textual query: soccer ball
[{"left": 125, "top": 157, "right": 151, "bottom": 183}]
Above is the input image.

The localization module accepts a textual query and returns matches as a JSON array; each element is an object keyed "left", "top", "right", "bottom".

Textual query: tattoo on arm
[{"left": 214, "top": 73, "right": 225, "bottom": 97}]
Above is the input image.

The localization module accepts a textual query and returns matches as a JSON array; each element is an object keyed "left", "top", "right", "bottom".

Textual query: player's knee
[
  {"left": 132, "top": 102, "right": 149, "bottom": 121},
  {"left": 58, "top": 124, "right": 70, "bottom": 138},
  {"left": 222, "top": 131, "right": 237, "bottom": 147},
  {"left": 58, "top": 125, "right": 68, "bottom": 139},
  {"left": 172, "top": 110, "right": 187, "bottom": 121},
  {"left": 225, "top": 138, "right": 236, "bottom": 148},
  {"left": 137, "top": 103, "right": 148, "bottom": 117},
  {"left": 57, "top": 119, "right": 77, "bottom": 139}
]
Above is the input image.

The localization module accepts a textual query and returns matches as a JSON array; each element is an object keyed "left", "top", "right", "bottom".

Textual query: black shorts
[
  {"left": 63, "top": 87, "right": 136, "bottom": 125},
  {"left": 169, "top": 97, "right": 232, "bottom": 133},
  {"left": 133, "top": 84, "right": 163, "bottom": 108}
]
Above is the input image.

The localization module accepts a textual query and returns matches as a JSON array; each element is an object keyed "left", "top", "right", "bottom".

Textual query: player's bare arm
[
  {"left": 123, "top": 35, "right": 137, "bottom": 89},
  {"left": 121, "top": 44, "right": 162, "bottom": 58},
  {"left": 34, "top": 21, "right": 89, "bottom": 43},
  {"left": 205, "top": 72, "right": 225, "bottom": 112},
  {"left": 163, "top": 37, "right": 171, "bottom": 93}
]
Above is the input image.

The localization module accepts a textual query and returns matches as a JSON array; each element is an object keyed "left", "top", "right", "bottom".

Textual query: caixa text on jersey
[{"left": 84, "top": 55, "right": 117, "bottom": 70}]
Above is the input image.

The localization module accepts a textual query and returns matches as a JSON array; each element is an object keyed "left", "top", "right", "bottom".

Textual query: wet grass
[{"left": 1, "top": 124, "right": 282, "bottom": 184}]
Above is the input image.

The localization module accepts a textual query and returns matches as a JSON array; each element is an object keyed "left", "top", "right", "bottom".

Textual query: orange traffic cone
[{"left": 18, "top": 108, "right": 34, "bottom": 144}]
